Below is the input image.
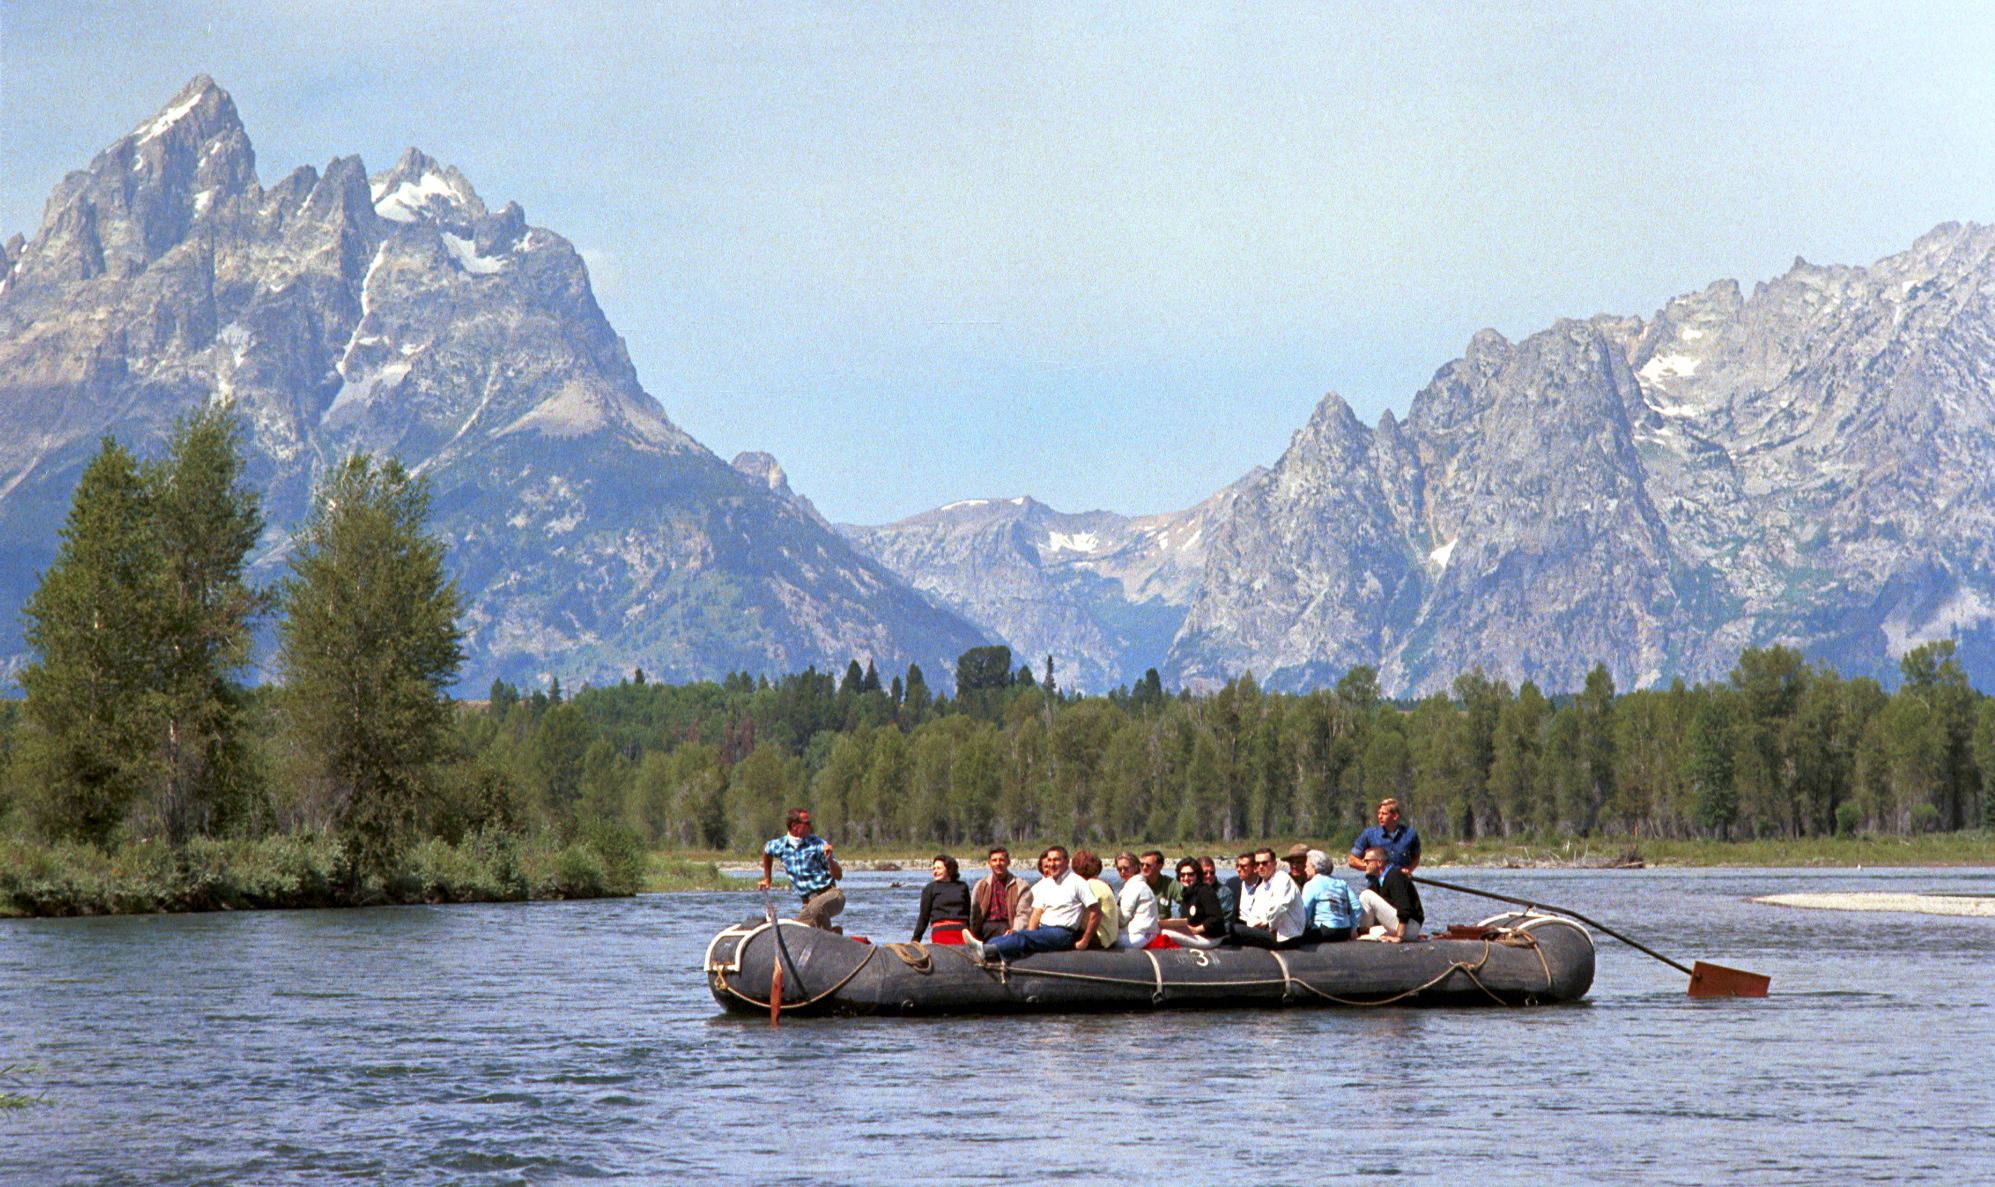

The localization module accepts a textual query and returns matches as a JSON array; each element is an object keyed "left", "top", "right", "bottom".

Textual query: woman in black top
[
  {"left": 912, "top": 853, "right": 972, "bottom": 941},
  {"left": 1160, "top": 857, "right": 1228, "bottom": 942}
]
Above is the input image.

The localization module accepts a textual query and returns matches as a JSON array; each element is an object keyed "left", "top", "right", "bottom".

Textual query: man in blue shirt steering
[
  {"left": 759, "top": 807, "right": 844, "bottom": 930},
  {"left": 1347, "top": 797, "right": 1420, "bottom": 877}
]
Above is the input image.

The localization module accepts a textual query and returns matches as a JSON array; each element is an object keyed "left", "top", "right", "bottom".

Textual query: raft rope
[
  {"left": 953, "top": 922, "right": 1565, "bottom": 1008},
  {"left": 709, "top": 921, "right": 881, "bottom": 1012},
  {"left": 885, "top": 942, "right": 934, "bottom": 972}
]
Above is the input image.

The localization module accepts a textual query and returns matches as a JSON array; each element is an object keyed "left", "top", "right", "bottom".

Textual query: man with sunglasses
[{"left": 1231, "top": 847, "right": 1306, "bottom": 949}]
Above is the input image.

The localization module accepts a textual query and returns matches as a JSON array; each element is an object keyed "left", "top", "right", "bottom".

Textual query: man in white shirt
[
  {"left": 1231, "top": 847, "right": 1306, "bottom": 949},
  {"left": 961, "top": 846, "right": 1100, "bottom": 964},
  {"left": 1111, "top": 852, "right": 1161, "bottom": 949}
]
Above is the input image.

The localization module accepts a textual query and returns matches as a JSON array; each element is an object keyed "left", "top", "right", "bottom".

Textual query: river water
[{"left": 2, "top": 865, "right": 1992, "bottom": 1186}]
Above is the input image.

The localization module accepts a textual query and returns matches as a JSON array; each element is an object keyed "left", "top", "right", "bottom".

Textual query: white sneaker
[{"left": 959, "top": 933, "right": 987, "bottom": 962}]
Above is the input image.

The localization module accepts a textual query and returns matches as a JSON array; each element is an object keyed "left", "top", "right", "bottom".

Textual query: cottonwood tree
[
  {"left": 150, "top": 409, "right": 267, "bottom": 841},
  {"left": 278, "top": 455, "right": 463, "bottom": 882},
  {"left": 19, "top": 410, "right": 265, "bottom": 845},
  {"left": 19, "top": 439, "right": 166, "bottom": 844}
]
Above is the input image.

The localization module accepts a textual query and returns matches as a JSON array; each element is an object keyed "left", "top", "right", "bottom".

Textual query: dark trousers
[{"left": 1229, "top": 923, "right": 1302, "bottom": 950}]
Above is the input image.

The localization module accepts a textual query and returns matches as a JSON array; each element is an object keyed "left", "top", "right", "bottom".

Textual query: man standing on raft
[
  {"left": 1348, "top": 797, "right": 1421, "bottom": 877},
  {"left": 759, "top": 808, "right": 844, "bottom": 930}
]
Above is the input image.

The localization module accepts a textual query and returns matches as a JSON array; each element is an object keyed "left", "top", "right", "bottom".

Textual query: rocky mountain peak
[
  {"left": 0, "top": 78, "right": 988, "bottom": 690},
  {"left": 369, "top": 149, "right": 488, "bottom": 228},
  {"left": 5, "top": 76, "right": 256, "bottom": 295},
  {"left": 732, "top": 451, "right": 832, "bottom": 530}
]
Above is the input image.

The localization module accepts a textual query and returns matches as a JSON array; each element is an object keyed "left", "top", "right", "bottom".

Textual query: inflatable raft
[{"left": 706, "top": 911, "right": 1593, "bottom": 1017}]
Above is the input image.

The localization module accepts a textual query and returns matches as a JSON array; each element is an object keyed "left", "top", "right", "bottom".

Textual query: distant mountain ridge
[
  {"left": 840, "top": 472, "right": 1259, "bottom": 691},
  {"left": 0, "top": 77, "right": 988, "bottom": 690},
  {"left": 850, "top": 225, "right": 1995, "bottom": 696},
  {"left": 1167, "top": 222, "right": 1995, "bottom": 695}
]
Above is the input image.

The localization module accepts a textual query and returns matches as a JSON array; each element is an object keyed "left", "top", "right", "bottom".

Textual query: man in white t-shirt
[
  {"left": 961, "top": 846, "right": 1099, "bottom": 964},
  {"left": 1111, "top": 852, "right": 1161, "bottom": 949}
]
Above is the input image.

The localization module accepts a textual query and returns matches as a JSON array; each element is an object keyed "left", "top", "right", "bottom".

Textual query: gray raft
[{"left": 706, "top": 911, "right": 1593, "bottom": 1017}]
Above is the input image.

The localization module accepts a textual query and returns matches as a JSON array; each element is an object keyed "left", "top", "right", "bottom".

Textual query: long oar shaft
[{"left": 1411, "top": 874, "right": 1695, "bottom": 977}]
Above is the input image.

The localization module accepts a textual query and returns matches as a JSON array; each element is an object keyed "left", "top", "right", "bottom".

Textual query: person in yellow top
[{"left": 1069, "top": 850, "right": 1121, "bottom": 950}]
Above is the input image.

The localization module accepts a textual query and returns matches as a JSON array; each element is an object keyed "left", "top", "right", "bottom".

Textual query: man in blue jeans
[{"left": 960, "top": 846, "right": 1099, "bottom": 965}]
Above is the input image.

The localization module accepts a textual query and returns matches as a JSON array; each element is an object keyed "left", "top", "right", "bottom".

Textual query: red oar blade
[
  {"left": 770, "top": 949, "right": 785, "bottom": 1025},
  {"left": 1688, "top": 960, "right": 1770, "bottom": 998}
]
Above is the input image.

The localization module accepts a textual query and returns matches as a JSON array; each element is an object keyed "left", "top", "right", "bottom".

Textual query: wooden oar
[
  {"left": 1411, "top": 873, "right": 1770, "bottom": 998},
  {"left": 761, "top": 888, "right": 801, "bottom": 1024}
]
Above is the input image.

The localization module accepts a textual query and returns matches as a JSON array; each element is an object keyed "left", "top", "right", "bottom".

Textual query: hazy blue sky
[{"left": 6, "top": 2, "right": 1994, "bottom": 525}]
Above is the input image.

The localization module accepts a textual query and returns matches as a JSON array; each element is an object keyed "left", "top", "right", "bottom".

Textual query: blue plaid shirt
[{"left": 765, "top": 833, "right": 837, "bottom": 898}]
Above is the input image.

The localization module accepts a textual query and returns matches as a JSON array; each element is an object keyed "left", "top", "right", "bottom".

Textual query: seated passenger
[
  {"left": 969, "top": 846, "right": 1029, "bottom": 942},
  {"left": 1161, "top": 857, "right": 1229, "bottom": 947},
  {"left": 1283, "top": 842, "right": 1313, "bottom": 888},
  {"left": 960, "top": 846, "right": 1099, "bottom": 964},
  {"left": 1232, "top": 847, "right": 1307, "bottom": 949},
  {"left": 1140, "top": 849, "right": 1183, "bottom": 918},
  {"left": 1070, "top": 850, "right": 1122, "bottom": 950},
  {"left": 912, "top": 853, "right": 972, "bottom": 942},
  {"left": 1356, "top": 845, "right": 1425, "bottom": 943},
  {"left": 1297, "top": 849, "right": 1363, "bottom": 942},
  {"left": 1221, "top": 852, "right": 1256, "bottom": 926},
  {"left": 1111, "top": 852, "right": 1161, "bottom": 949}
]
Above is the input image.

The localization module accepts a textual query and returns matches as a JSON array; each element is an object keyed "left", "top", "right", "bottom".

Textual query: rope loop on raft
[{"left": 885, "top": 942, "right": 934, "bottom": 972}]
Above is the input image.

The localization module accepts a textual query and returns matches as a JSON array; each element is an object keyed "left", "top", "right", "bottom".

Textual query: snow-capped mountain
[
  {"left": 0, "top": 77, "right": 987, "bottom": 689},
  {"left": 1168, "top": 223, "right": 1995, "bottom": 695}
]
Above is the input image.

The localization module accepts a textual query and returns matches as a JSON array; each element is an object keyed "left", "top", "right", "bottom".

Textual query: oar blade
[
  {"left": 1688, "top": 960, "right": 1770, "bottom": 998},
  {"left": 770, "top": 954, "right": 784, "bottom": 1024}
]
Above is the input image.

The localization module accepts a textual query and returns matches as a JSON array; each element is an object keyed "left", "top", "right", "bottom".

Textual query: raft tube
[{"left": 706, "top": 911, "right": 1593, "bottom": 1017}]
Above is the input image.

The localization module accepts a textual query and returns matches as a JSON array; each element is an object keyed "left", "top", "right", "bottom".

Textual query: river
[{"left": 3, "top": 865, "right": 1992, "bottom": 1185}]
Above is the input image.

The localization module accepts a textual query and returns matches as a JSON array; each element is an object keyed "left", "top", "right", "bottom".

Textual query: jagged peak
[
  {"left": 127, "top": 75, "right": 240, "bottom": 147},
  {"left": 369, "top": 148, "right": 487, "bottom": 225}
]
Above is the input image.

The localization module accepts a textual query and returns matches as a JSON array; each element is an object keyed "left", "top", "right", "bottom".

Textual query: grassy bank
[
  {"left": 0, "top": 830, "right": 651, "bottom": 918},
  {"left": 643, "top": 855, "right": 737, "bottom": 892}
]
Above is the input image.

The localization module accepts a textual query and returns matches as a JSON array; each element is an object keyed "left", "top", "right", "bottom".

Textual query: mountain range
[{"left": 6, "top": 78, "right": 1995, "bottom": 697}]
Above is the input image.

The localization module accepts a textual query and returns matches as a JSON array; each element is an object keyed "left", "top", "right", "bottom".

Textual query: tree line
[
  {"left": 5, "top": 412, "right": 1992, "bottom": 871},
  {"left": 453, "top": 636, "right": 1993, "bottom": 854}
]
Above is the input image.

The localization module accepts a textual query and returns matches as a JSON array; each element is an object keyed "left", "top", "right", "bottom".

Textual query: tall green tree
[
  {"left": 148, "top": 408, "right": 267, "bottom": 841},
  {"left": 19, "top": 411, "right": 265, "bottom": 845},
  {"left": 277, "top": 455, "right": 464, "bottom": 881},
  {"left": 18, "top": 439, "right": 166, "bottom": 844}
]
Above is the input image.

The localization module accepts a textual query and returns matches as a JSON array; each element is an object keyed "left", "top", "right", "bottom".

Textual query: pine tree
[{"left": 277, "top": 455, "right": 464, "bottom": 882}]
